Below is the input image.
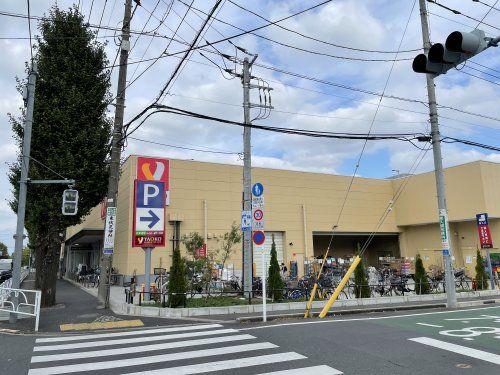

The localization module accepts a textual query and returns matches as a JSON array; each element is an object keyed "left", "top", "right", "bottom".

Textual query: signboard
[
  {"left": 253, "top": 230, "right": 266, "bottom": 246},
  {"left": 252, "top": 196, "right": 264, "bottom": 209},
  {"left": 137, "top": 157, "right": 170, "bottom": 206},
  {"left": 252, "top": 208, "right": 265, "bottom": 230},
  {"left": 103, "top": 207, "right": 117, "bottom": 255},
  {"left": 195, "top": 244, "right": 207, "bottom": 259},
  {"left": 137, "top": 157, "right": 170, "bottom": 189},
  {"left": 241, "top": 210, "right": 252, "bottom": 232},
  {"left": 439, "top": 209, "right": 450, "bottom": 255},
  {"left": 252, "top": 182, "right": 264, "bottom": 197},
  {"left": 132, "top": 180, "right": 166, "bottom": 247},
  {"left": 476, "top": 213, "right": 493, "bottom": 249},
  {"left": 100, "top": 198, "right": 107, "bottom": 220}
]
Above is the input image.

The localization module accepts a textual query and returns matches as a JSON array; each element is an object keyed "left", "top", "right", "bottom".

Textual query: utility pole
[
  {"left": 418, "top": 0, "right": 456, "bottom": 308},
  {"left": 10, "top": 63, "right": 37, "bottom": 323},
  {"left": 242, "top": 57, "right": 253, "bottom": 300},
  {"left": 97, "top": 0, "right": 133, "bottom": 308}
]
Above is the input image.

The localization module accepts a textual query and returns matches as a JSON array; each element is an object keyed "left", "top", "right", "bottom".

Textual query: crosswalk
[{"left": 29, "top": 323, "right": 343, "bottom": 375}]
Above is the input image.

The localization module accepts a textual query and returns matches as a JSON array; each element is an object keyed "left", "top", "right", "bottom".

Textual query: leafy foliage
[
  {"left": 0, "top": 242, "right": 8, "bottom": 259},
  {"left": 168, "top": 246, "right": 187, "bottom": 307},
  {"left": 353, "top": 248, "right": 371, "bottom": 298},
  {"left": 181, "top": 232, "right": 210, "bottom": 293},
  {"left": 475, "top": 249, "right": 489, "bottom": 290},
  {"left": 215, "top": 222, "right": 241, "bottom": 272},
  {"left": 414, "top": 254, "right": 430, "bottom": 294},
  {"left": 267, "top": 235, "right": 284, "bottom": 301},
  {"left": 8, "top": 6, "right": 111, "bottom": 306}
]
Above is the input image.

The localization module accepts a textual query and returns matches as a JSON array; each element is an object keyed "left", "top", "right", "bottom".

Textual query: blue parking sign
[{"left": 136, "top": 181, "right": 165, "bottom": 208}]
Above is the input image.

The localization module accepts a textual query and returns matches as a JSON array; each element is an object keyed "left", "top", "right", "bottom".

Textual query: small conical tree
[
  {"left": 267, "top": 235, "right": 284, "bottom": 301},
  {"left": 475, "top": 249, "right": 489, "bottom": 290},
  {"left": 353, "top": 245, "right": 371, "bottom": 298},
  {"left": 414, "top": 254, "right": 430, "bottom": 294},
  {"left": 168, "top": 246, "right": 187, "bottom": 307}
]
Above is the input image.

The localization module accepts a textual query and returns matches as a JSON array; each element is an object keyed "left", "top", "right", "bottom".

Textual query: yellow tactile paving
[{"left": 59, "top": 319, "right": 144, "bottom": 331}]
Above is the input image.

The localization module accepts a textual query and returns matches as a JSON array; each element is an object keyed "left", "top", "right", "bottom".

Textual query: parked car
[{"left": 0, "top": 259, "right": 13, "bottom": 282}]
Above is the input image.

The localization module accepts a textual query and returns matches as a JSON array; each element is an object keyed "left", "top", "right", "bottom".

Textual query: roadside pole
[
  {"left": 98, "top": 0, "right": 133, "bottom": 308},
  {"left": 144, "top": 247, "right": 152, "bottom": 300},
  {"left": 261, "top": 248, "right": 267, "bottom": 322},
  {"left": 10, "top": 63, "right": 37, "bottom": 324},
  {"left": 418, "top": 0, "right": 457, "bottom": 308}
]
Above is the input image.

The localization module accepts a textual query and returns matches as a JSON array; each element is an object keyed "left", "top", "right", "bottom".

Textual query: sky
[{"left": 0, "top": 0, "right": 499, "bottom": 253}]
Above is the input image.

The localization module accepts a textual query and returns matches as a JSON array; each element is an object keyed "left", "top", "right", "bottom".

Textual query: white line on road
[
  {"left": 239, "top": 306, "right": 500, "bottom": 331},
  {"left": 31, "top": 334, "right": 256, "bottom": 363},
  {"left": 408, "top": 337, "right": 500, "bottom": 365},
  {"left": 117, "top": 352, "right": 306, "bottom": 375},
  {"left": 28, "top": 342, "right": 278, "bottom": 375},
  {"left": 35, "top": 323, "right": 222, "bottom": 343},
  {"left": 34, "top": 328, "right": 237, "bottom": 351},
  {"left": 416, "top": 323, "right": 443, "bottom": 328},
  {"left": 255, "top": 365, "right": 343, "bottom": 374}
]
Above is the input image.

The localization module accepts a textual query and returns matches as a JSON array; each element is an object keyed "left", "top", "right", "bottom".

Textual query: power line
[
  {"left": 476, "top": 0, "right": 499, "bottom": 28},
  {"left": 177, "top": 0, "right": 414, "bottom": 62},
  {"left": 123, "top": 0, "right": 224, "bottom": 133},
  {"left": 226, "top": 0, "right": 421, "bottom": 54},
  {"left": 129, "top": 0, "right": 161, "bottom": 54},
  {"left": 87, "top": 0, "right": 95, "bottom": 24},
  {"left": 95, "top": 0, "right": 108, "bottom": 38},
  {"left": 460, "top": 67, "right": 500, "bottom": 85},
  {"left": 427, "top": 0, "right": 500, "bottom": 32},
  {"left": 472, "top": 0, "right": 500, "bottom": 13},
  {"left": 26, "top": 0, "right": 33, "bottom": 62},
  {"left": 442, "top": 136, "right": 500, "bottom": 152},
  {"left": 129, "top": 136, "right": 241, "bottom": 155}
]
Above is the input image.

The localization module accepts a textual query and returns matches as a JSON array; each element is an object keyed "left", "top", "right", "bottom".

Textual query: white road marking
[
  {"left": 416, "top": 323, "right": 443, "bottom": 328},
  {"left": 34, "top": 328, "right": 237, "bottom": 351},
  {"left": 463, "top": 338, "right": 474, "bottom": 341},
  {"left": 28, "top": 342, "right": 277, "bottom": 375},
  {"left": 409, "top": 337, "right": 500, "bottom": 365},
  {"left": 31, "top": 334, "right": 256, "bottom": 363},
  {"left": 255, "top": 365, "right": 344, "bottom": 374},
  {"left": 239, "top": 306, "right": 500, "bottom": 331},
  {"left": 118, "top": 352, "right": 306, "bottom": 375},
  {"left": 35, "top": 323, "right": 222, "bottom": 343}
]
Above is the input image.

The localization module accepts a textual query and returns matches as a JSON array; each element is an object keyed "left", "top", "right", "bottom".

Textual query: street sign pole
[
  {"left": 144, "top": 247, "right": 153, "bottom": 301},
  {"left": 262, "top": 248, "right": 267, "bottom": 322}
]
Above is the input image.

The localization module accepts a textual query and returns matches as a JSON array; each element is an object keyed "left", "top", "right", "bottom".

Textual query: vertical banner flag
[
  {"left": 476, "top": 213, "right": 493, "bottom": 249},
  {"left": 439, "top": 209, "right": 450, "bottom": 256},
  {"left": 103, "top": 207, "right": 117, "bottom": 255}
]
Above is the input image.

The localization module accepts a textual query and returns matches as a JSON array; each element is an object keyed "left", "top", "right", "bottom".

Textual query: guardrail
[{"left": 0, "top": 269, "right": 41, "bottom": 331}]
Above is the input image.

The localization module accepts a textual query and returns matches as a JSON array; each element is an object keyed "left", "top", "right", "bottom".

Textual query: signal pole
[
  {"left": 10, "top": 63, "right": 37, "bottom": 323},
  {"left": 98, "top": 0, "right": 133, "bottom": 308},
  {"left": 418, "top": 0, "right": 456, "bottom": 308}
]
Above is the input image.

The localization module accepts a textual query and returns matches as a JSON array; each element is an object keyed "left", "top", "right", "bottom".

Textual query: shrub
[
  {"left": 475, "top": 250, "right": 489, "bottom": 290},
  {"left": 353, "top": 253, "right": 371, "bottom": 298},
  {"left": 267, "top": 235, "right": 284, "bottom": 301},
  {"left": 414, "top": 254, "right": 430, "bottom": 295},
  {"left": 168, "top": 247, "right": 187, "bottom": 307}
]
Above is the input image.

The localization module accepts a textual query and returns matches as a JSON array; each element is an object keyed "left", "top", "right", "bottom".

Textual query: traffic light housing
[
  {"left": 62, "top": 189, "right": 78, "bottom": 216},
  {"left": 413, "top": 29, "right": 492, "bottom": 76}
]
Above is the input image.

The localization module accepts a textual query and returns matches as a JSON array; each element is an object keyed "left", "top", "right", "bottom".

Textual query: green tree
[
  {"left": 414, "top": 254, "right": 430, "bottom": 294},
  {"left": 168, "top": 246, "right": 187, "bottom": 307},
  {"left": 267, "top": 235, "right": 284, "bottom": 301},
  {"left": 475, "top": 249, "right": 489, "bottom": 290},
  {"left": 9, "top": 6, "right": 111, "bottom": 306},
  {"left": 181, "top": 232, "right": 209, "bottom": 292},
  {"left": 22, "top": 247, "right": 31, "bottom": 267},
  {"left": 0, "top": 242, "right": 9, "bottom": 259},
  {"left": 353, "top": 245, "right": 371, "bottom": 298},
  {"left": 216, "top": 222, "right": 242, "bottom": 274}
]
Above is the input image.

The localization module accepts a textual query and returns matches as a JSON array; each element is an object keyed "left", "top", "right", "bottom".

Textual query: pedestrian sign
[
  {"left": 133, "top": 180, "right": 165, "bottom": 247},
  {"left": 241, "top": 210, "right": 252, "bottom": 232},
  {"left": 252, "top": 182, "right": 264, "bottom": 197}
]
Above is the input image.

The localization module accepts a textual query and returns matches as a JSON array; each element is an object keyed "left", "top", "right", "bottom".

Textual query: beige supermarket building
[{"left": 63, "top": 156, "right": 500, "bottom": 283}]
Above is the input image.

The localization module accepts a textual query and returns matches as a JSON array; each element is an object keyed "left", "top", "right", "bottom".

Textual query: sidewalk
[{"left": 0, "top": 276, "right": 190, "bottom": 333}]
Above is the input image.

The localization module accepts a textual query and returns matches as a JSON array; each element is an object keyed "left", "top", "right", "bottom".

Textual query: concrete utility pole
[
  {"left": 10, "top": 63, "right": 37, "bottom": 323},
  {"left": 418, "top": 0, "right": 457, "bottom": 308},
  {"left": 242, "top": 57, "right": 253, "bottom": 299},
  {"left": 98, "top": 0, "right": 133, "bottom": 308}
]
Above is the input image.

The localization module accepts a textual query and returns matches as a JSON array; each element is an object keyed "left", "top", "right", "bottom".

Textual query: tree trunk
[{"left": 35, "top": 232, "right": 61, "bottom": 307}]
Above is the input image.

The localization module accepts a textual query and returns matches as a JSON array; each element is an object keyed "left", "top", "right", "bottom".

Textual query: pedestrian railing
[{"left": 0, "top": 285, "right": 41, "bottom": 331}]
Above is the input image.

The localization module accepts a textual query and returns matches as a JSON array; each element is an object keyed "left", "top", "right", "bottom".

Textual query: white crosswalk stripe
[{"left": 29, "top": 323, "right": 343, "bottom": 375}]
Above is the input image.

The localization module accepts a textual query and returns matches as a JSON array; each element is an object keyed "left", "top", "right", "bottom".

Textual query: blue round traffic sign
[
  {"left": 252, "top": 230, "right": 265, "bottom": 246},
  {"left": 252, "top": 182, "right": 264, "bottom": 197}
]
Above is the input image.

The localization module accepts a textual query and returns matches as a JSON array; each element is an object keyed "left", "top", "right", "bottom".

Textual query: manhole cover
[{"left": 455, "top": 364, "right": 472, "bottom": 369}]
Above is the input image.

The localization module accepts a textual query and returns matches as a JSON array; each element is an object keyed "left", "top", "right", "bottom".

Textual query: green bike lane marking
[{"left": 369, "top": 306, "right": 500, "bottom": 352}]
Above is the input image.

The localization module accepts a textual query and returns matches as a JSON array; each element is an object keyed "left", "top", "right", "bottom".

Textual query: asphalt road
[{"left": 1, "top": 305, "right": 499, "bottom": 374}]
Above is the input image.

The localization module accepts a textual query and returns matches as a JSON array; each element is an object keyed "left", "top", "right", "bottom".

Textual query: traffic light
[
  {"left": 62, "top": 189, "right": 78, "bottom": 216},
  {"left": 413, "top": 29, "right": 494, "bottom": 76}
]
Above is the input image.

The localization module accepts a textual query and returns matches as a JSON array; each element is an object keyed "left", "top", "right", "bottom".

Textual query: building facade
[{"left": 63, "top": 156, "right": 500, "bottom": 282}]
